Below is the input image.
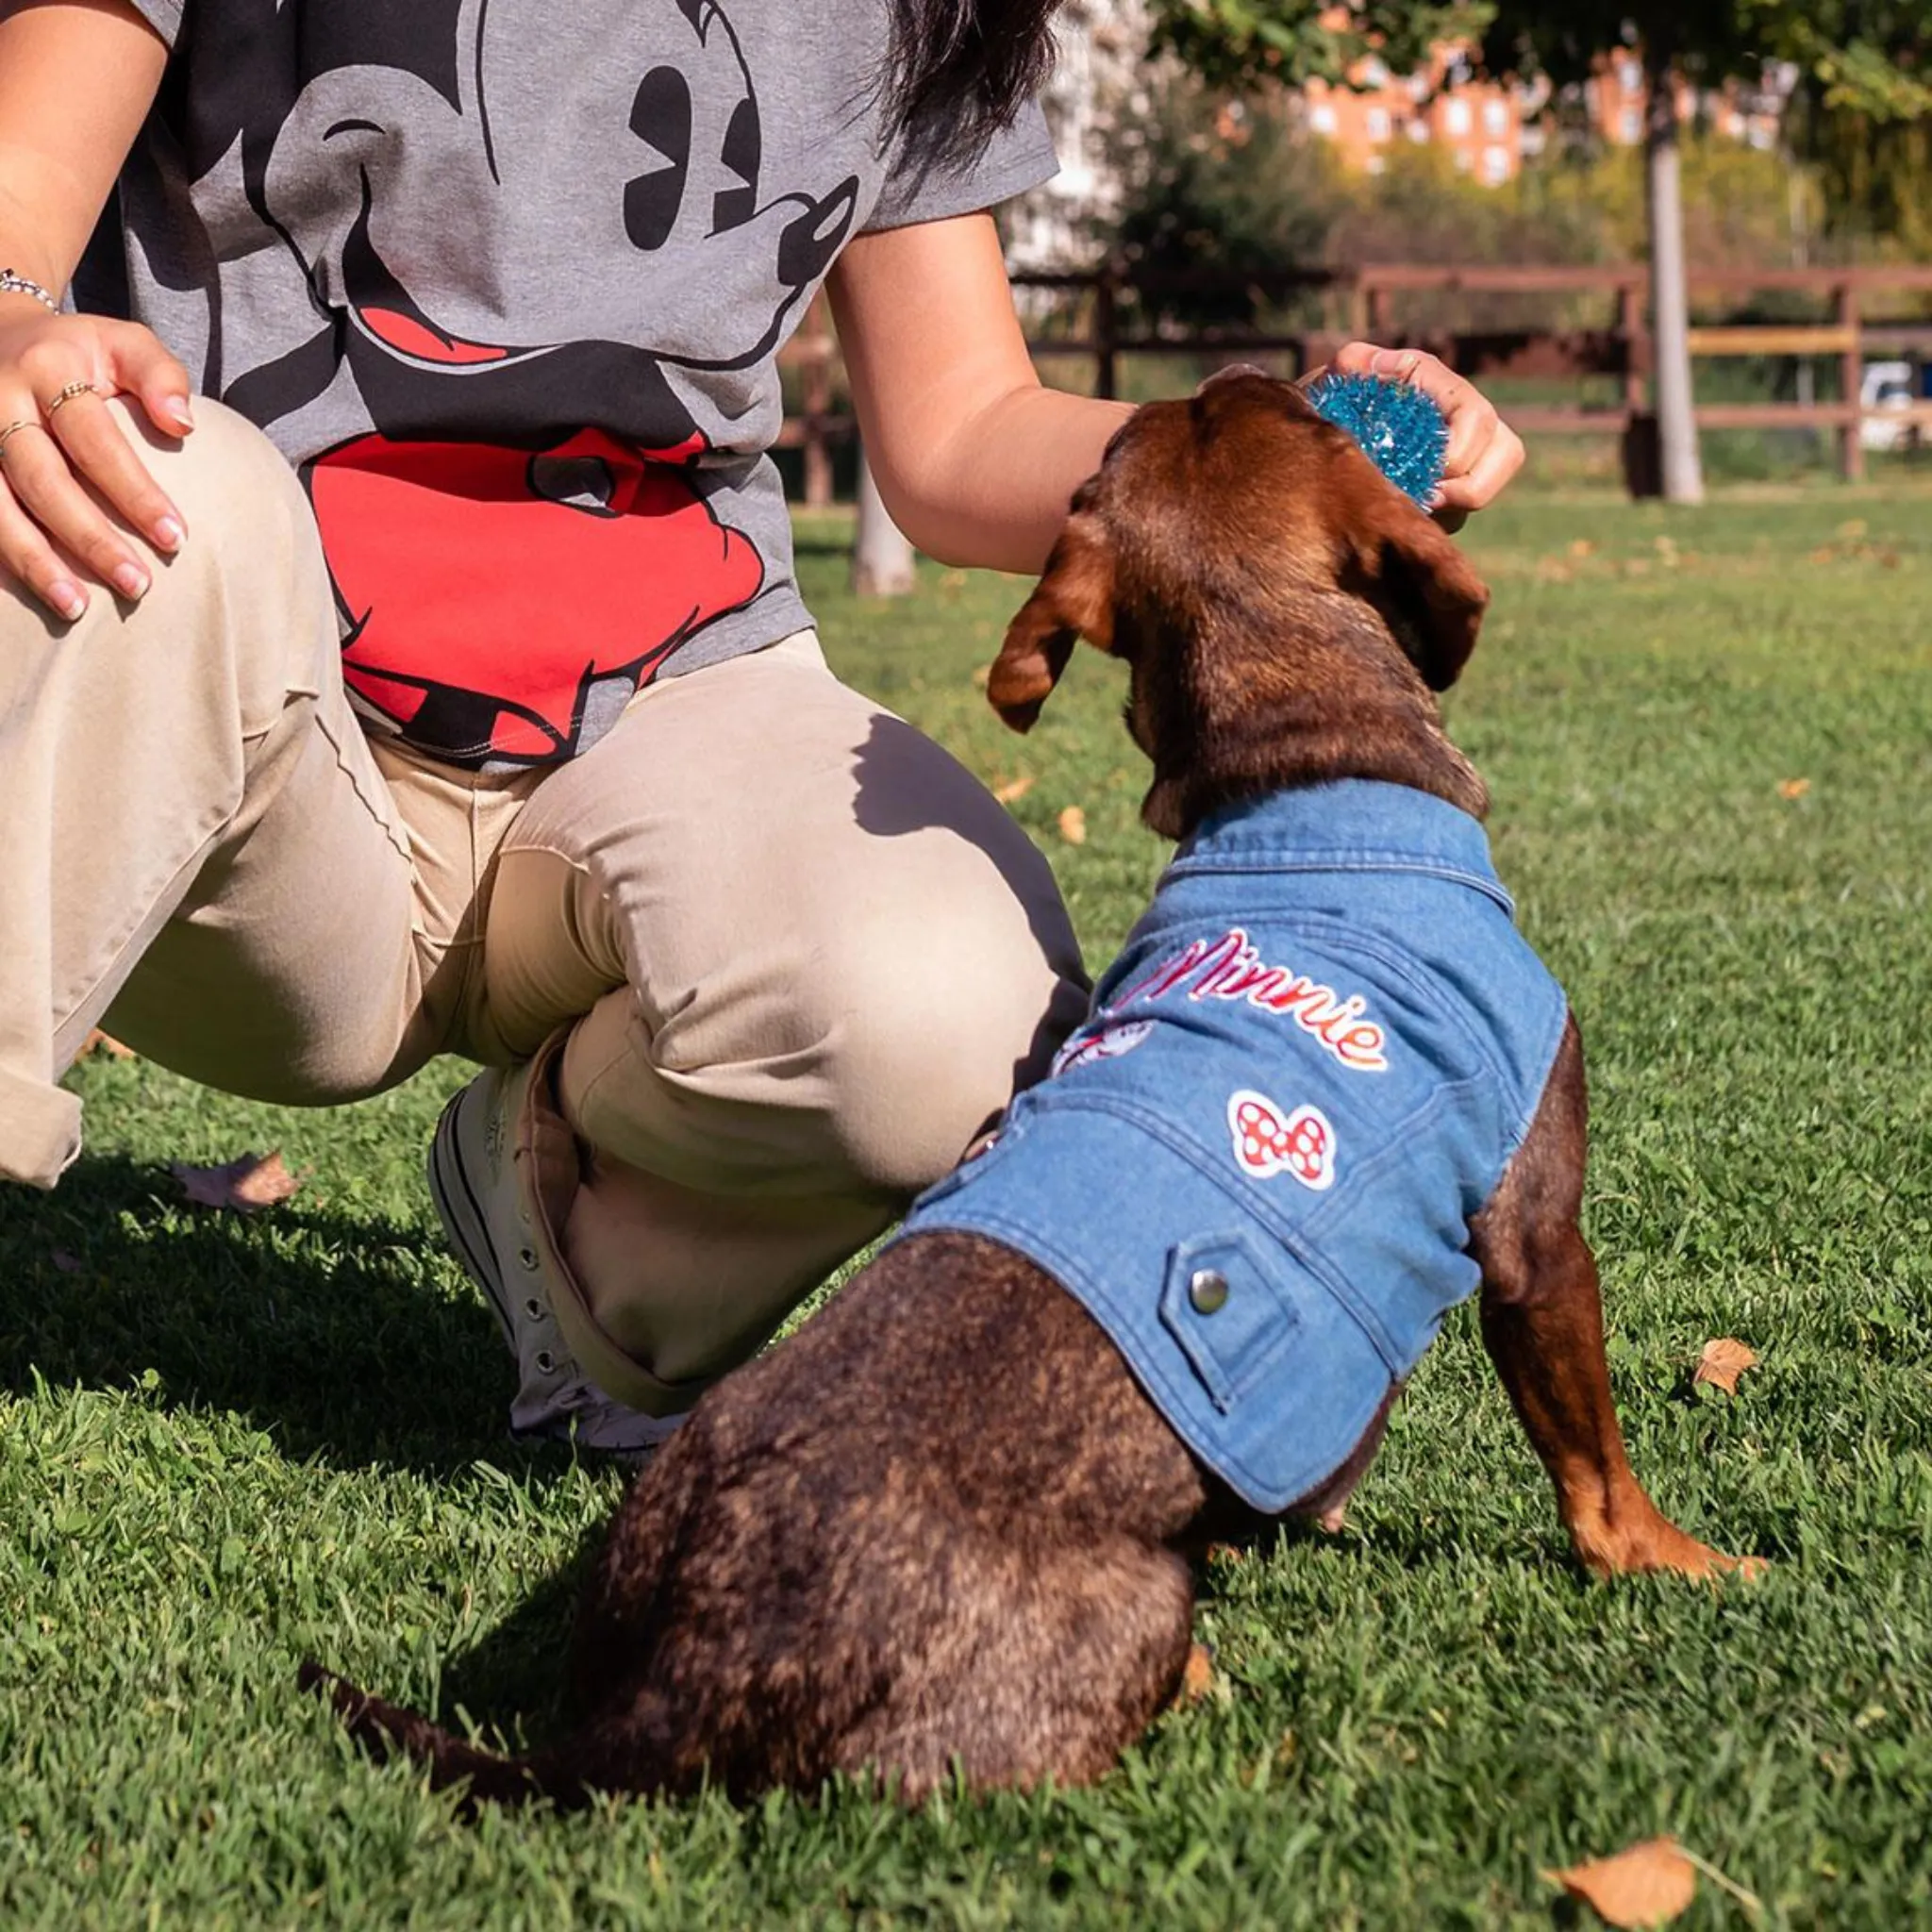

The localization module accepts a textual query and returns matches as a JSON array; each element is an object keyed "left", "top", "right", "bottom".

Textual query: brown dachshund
[{"left": 303, "top": 371, "right": 1753, "bottom": 1807}]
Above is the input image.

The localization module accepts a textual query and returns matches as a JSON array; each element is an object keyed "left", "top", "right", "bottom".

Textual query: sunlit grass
[{"left": 3, "top": 490, "right": 1928, "bottom": 1926}]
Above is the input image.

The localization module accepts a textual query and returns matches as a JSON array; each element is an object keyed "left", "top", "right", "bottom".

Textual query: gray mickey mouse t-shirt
[{"left": 98, "top": 0, "right": 1057, "bottom": 767}]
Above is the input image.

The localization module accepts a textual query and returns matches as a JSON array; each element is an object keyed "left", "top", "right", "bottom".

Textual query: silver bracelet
[{"left": 0, "top": 270, "right": 60, "bottom": 312}]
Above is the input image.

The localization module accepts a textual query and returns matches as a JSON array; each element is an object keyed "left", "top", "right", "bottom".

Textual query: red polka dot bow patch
[{"left": 1228, "top": 1091, "right": 1337, "bottom": 1191}]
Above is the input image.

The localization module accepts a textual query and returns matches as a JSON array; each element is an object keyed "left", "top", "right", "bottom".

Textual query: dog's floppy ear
[
  {"left": 987, "top": 506, "right": 1116, "bottom": 733},
  {"left": 1347, "top": 496, "right": 1491, "bottom": 691}
]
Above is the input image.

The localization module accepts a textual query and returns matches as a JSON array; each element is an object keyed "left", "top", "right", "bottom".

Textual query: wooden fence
[{"left": 777, "top": 261, "right": 1932, "bottom": 499}]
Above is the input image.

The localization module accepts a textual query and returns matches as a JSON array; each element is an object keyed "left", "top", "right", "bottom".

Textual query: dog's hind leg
[
  {"left": 564, "top": 1423, "right": 708, "bottom": 1717},
  {"left": 838, "top": 1536, "right": 1198, "bottom": 1799},
  {"left": 1470, "top": 1014, "right": 1758, "bottom": 1580}
]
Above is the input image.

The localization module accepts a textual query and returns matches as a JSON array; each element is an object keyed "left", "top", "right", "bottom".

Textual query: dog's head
[{"left": 988, "top": 369, "right": 1492, "bottom": 837}]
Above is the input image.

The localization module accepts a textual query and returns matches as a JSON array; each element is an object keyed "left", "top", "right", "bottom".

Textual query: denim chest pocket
[{"left": 1158, "top": 1228, "right": 1308, "bottom": 1414}]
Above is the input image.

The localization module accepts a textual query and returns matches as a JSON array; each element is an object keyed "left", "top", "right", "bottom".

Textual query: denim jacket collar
[{"left": 1168, "top": 779, "right": 1514, "bottom": 919}]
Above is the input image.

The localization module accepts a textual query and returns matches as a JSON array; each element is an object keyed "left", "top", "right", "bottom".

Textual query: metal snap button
[{"left": 1189, "top": 1268, "right": 1230, "bottom": 1315}]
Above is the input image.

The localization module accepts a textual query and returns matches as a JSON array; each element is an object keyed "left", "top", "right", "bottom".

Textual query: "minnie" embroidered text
[{"left": 1115, "top": 928, "right": 1390, "bottom": 1072}]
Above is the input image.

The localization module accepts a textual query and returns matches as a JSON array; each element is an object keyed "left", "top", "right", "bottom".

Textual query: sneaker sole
[{"left": 428, "top": 1084, "right": 517, "bottom": 1352}]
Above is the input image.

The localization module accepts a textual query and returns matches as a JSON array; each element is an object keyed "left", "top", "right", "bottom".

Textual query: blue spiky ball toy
[{"left": 1303, "top": 371, "right": 1449, "bottom": 508}]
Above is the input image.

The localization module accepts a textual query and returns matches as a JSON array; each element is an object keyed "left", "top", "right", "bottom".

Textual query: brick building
[{"left": 1305, "top": 45, "right": 1531, "bottom": 185}]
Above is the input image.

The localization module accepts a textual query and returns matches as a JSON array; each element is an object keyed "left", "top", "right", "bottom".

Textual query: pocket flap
[{"left": 1158, "top": 1228, "right": 1304, "bottom": 1414}]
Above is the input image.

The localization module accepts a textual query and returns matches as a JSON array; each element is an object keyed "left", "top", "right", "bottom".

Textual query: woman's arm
[
  {"left": 0, "top": 0, "right": 188, "bottom": 618},
  {"left": 829, "top": 213, "right": 1129, "bottom": 576},
  {"left": 0, "top": 0, "right": 168, "bottom": 299},
  {"left": 827, "top": 212, "right": 1524, "bottom": 575}
]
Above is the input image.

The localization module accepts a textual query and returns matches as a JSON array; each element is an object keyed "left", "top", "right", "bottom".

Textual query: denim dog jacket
[{"left": 895, "top": 779, "right": 1570, "bottom": 1512}]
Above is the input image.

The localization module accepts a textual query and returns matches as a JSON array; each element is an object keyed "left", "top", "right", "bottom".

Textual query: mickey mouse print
[{"left": 99, "top": 0, "right": 1058, "bottom": 763}]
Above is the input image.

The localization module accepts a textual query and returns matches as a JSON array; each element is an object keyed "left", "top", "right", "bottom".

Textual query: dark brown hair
[{"left": 882, "top": 0, "right": 1063, "bottom": 162}]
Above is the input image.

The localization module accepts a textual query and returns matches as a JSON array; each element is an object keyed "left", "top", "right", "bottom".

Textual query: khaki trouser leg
[
  {"left": 478, "top": 635, "right": 1091, "bottom": 1412},
  {"left": 0, "top": 394, "right": 1089, "bottom": 1436},
  {"left": 0, "top": 400, "right": 434, "bottom": 1186}
]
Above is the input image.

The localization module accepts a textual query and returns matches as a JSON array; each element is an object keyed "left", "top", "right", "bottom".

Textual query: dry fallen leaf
[
  {"left": 1568, "top": 538, "right": 1596, "bottom": 558},
  {"left": 83, "top": 1030, "right": 135, "bottom": 1059},
  {"left": 992, "top": 775, "right": 1035, "bottom": 805},
  {"left": 1693, "top": 1337, "right": 1759, "bottom": 1396},
  {"left": 1776, "top": 777, "right": 1811, "bottom": 800},
  {"left": 1837, "top": 518, "right": 1869, "bottom": 541},
  {"left": 1057, "top": 806, "right": 1088, "bottom": 846},
  {"left": 1179, "top": 1644, "right": 1216, "bottom": 1705},
  {"left": 171, "top": 1150, "right": 305, "bottom": 1213},
  {"left": 1543, "top": 1838, "right": 1697, "bottom": 1927}
]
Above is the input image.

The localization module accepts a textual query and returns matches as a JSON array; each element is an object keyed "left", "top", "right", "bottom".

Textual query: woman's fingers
[
  {"left": 0, "top": 464, "right": 89, "bottom": 621},
  {"left": 0, "top": 413, "right": 153, "bottom": 604},
  {"left": 0, "top": 315, "right": 192, "bottom": 616},
  {"left": 1435, "top": 420, "right": 1526, "bottom": 518},
  {"left": 1332, "top": 341, "right": 1525, "bottom": 516},
  {"left": 43, "top": 379, "right": 185, "bottom": 556},
  {"left": 109, "top": 318, "right": 195, "bottom": 438}
]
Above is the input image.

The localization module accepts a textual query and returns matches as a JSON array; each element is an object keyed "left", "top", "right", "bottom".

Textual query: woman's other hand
[{"left": 1328, "top": 341, "right": 1525, "bottom": 530}]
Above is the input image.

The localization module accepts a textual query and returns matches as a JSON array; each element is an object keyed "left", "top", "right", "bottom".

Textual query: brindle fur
[{"left": 304, "top": 372, "right": 1752, "bottom": 1808}]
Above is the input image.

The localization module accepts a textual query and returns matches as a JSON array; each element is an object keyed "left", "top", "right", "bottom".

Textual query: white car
[{"left": 1861, "top": 360, "right": 1924, "bottom": 452}]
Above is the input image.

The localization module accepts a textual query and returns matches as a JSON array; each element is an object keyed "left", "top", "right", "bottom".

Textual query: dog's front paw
[{"left": 1575, "top": 1511, "right": 1765, "bottom": 1583}]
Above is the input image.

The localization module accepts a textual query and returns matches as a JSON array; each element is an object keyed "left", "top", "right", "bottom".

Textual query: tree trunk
[
  {"left": 1645, "top": 42, "right": 1705, "bottom": 504},
  {"left": 852, "top": 443, "right": 917, "bottom": 596}
]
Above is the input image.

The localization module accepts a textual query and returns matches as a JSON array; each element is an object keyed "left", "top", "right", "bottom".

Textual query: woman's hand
[
  {"left": 1328, "top": 341, "right": 1525, "bottom": 530},
  {"left": 0, "top": 308, "right": 193, "bottom": 620}
]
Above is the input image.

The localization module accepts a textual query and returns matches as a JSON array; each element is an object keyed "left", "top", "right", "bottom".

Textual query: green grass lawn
[{"left": 5, "top": 485, "right": 1932, "bottom": 1928}]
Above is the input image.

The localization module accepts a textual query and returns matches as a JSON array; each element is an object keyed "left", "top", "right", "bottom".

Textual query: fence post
[
  {"left": 1619, "top": 277, "right": 1647, "bottom": 414},
  {"left": 1345, "top": 274, "right": 1370, "bottom": 343},
  {"left": 1838, "top": 281, "right": 1866, "bottom": 484},
  {"left": 1619, "top": 275, "right": 1660, "bottom": 497},
  {"left": 1094, "top": 262, "right": 1120, "bottom": 402},
  {"left": 1366, "top": 275, "right": 1393, "bottom": 344}
]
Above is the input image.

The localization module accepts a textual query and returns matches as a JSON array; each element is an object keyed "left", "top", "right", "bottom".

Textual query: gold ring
[
  {"left": 0, "top": 417, "right": 42, "bottom": 461},
  {"left": 43, "top": 378, "right": 97, "bottom": 417}
]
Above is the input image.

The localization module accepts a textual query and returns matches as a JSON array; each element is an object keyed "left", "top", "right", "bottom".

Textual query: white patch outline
[{"left": 1227, "top": 1089, "right": 1338, "bottom": 1191}]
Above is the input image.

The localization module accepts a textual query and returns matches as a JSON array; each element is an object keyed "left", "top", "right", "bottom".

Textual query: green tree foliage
[
  {"left": 1144, "top": 2, "right": 1483, "bottom": 90},
  {"left": 1096, "top": 83, "right": 1801, "bottom": 329},
  {"left": 1802, "top": 114, "right": 1932, "bottom": 254},
  {"left": 1101, "top": 77, "right": 1344, "bottom": 329},
  {"left": 1146, "top": 0, "right": 1932, "bottom": 118},
  {"left": 1772, "top": 4, "right": 1932, "bottom": 250}
]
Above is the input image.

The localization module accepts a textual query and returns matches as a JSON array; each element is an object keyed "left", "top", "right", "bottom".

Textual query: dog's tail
[{"left": 298, "top": 1660, "right": 602, "bottom": 1812}]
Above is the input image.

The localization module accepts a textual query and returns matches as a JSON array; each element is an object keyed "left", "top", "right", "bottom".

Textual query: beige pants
[{"left": 0, "top": 399, "right": 1087, "bottom": 1400}]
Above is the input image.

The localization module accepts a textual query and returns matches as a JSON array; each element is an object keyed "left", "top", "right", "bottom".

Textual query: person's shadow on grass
[
  {"left": 0, "top": 1149, "right": 571, "bottom": 1480},
  {"left": 0, "top": 1149, "right": 654, "bottom": 1748}
]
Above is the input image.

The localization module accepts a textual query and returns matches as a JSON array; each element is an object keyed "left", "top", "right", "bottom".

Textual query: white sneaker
[{"left": 428, "top": 1061, "right": 682, "bottom": 1457}]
